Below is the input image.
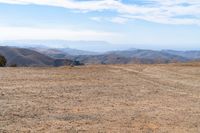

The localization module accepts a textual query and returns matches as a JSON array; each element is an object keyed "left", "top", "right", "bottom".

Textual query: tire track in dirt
[{"left": 110, "top": 65, "right": 199, "bottom": 98}]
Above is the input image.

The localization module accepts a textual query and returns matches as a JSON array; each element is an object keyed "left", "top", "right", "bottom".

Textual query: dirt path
[{"left": 111, "top": 65, "right": 200, "bottom": 97}]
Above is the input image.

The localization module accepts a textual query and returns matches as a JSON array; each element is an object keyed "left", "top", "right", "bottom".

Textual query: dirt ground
[{"left": 0, "top": 64, "right": 200, "bottom": 133}]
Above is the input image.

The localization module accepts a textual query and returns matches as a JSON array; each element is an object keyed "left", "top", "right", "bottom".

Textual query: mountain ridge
[{"left": 31, "top": 47, "right": 197, "bottom": 65}]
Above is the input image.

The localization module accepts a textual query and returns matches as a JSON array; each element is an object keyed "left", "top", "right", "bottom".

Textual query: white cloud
[
  {"left": 0, "top": 0, "right": 200, "bottom": 25},
  {"left": 0, "top": 26, "right": 122, "bottom": 42},
  {"left": 90, "top": 16, "right": 128, "bottom": 24},
  {"left": 90, "top": 17, "right": 102, "bottom": 22},
  {"left": 110, "top": 17, "right": 128, "bottom": 24}
]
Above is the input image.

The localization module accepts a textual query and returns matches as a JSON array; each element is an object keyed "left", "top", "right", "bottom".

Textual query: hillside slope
[{"left": 0, "top": 46, "right": 79, "bottom": 67}]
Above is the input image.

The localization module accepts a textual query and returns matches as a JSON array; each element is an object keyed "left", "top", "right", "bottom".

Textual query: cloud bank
[
  {"left": 0, "top": 0, "right": 199, "bottom": 25},
  {"left": 0, "top": 26, "right": 121, "bottom": 42}
]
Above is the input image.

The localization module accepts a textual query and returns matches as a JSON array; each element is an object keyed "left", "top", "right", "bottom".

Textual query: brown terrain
[{"left": 0, "top": 63, "right": 200, "bottom": 133}]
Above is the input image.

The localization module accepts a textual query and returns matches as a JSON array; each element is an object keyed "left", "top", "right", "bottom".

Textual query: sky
[{"left": 0, "top": 0, "right": 200, "bottom": 50}]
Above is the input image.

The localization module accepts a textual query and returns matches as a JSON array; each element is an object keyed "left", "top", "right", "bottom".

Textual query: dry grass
[{"left": 0, "top": 64, "right": 200, "bottom": 133}]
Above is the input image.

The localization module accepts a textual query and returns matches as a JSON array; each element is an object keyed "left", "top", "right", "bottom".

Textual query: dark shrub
[
  {"left": 0, "top": 55, "right": 6, "bottom": 67},
  {"left": 10, "top": 64, "right": 17, "bottom": 67},
  {"left": 72, "top": 60, "right": 84, "bottom": 66}
]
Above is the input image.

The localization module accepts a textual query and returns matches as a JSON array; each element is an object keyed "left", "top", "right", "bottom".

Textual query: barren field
[{"left": 0, "top": 64, "right": 200, "bottom": 133}]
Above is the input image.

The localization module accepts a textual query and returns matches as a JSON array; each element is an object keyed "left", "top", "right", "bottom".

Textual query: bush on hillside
[
  {"left": 72, "top": 60, "right": 84, "bottom": 66},
  {"left": 0, "top": 55, "right": 6, "bottom": 67},
  {"left": 10, "top": 64, "right": 17, "bottom": 67}
]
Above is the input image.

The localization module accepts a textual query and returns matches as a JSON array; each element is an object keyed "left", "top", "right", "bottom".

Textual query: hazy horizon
[{"left": 1, "top": 40, "right": 200, "bottom": 52}]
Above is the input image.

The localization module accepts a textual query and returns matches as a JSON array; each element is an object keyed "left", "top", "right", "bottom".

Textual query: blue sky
[{"left": 0, "top": 0, "right": 200, "bottom": 50}]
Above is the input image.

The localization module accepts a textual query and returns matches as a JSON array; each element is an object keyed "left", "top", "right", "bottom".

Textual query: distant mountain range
[
  {"left": 30, "top": 47, "right": 200, "bottom": 65},
  {"left": 0, "top": 45, "right": 200, "bottom": 66}
]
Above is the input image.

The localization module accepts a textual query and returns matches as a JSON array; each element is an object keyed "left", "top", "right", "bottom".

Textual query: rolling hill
[
  {"left": 0, "top": 46, "right": 81, "bottom": 67},
  {"left": 162, "top": 50, "right": 200, "bottom": 60},
  {"left": 73, "top": 49, "right": 190, "bottom": 65}
]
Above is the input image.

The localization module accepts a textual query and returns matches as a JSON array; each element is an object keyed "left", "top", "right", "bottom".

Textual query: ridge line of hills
[{"left": 0, "top": 46, "right": 200, "bottom": 67}]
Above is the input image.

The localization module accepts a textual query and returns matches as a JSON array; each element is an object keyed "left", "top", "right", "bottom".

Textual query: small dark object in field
[
  {"left": 10, "top": 64, "right": 17, "bottom": 67},
  {"left": 72, "top": 60, "right": 84, "bottom": 66}
]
